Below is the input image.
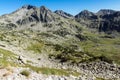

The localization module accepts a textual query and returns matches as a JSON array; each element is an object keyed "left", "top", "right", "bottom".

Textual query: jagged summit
[
  {"left": 75, "top": 10, "right": 96, "bottom": 19},
  {"left": 21, "top": 4, "right": 36, "bottom": 9},
  {"left": 21, "top": 5, "right": 50, "bottom": 11},
  {"left": 54, "top": 10, "right": 73, "bottom": 18},
  {"left": 40, "top": 6, "right": 49, "bottom": 10},
  {"left": 97, "top": 9, "right": 116, "bottom": 15},
  {"left": 13, "top": 5, "right": 56, "bottom": 25},
  {"left": 0, "top": 5, "right": 59, "bottom": 29},
  {"left": 40, "top": 5, "right": 53, "bottom": 14}
]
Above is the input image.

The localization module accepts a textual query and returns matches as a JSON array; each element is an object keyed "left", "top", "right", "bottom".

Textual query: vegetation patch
[
  {"left": 27, "top": 41, "right": 45, "bottom": 53},
  {"left": 25, "top": 64, "right": 80, "bottom": 76},
  {"left": 20, "top": 70, "right": 30, "bottom": 77},
  {"left": 96, "top": 77, "right": 113, "bottom": 80},
  {"left": 0, "top": 48, "right": 17, "bottom": 67}
]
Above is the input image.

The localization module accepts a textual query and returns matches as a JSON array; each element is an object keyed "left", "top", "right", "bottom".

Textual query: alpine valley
[{"left": 0, "top": 5, "right": 120, "bottom": 80}]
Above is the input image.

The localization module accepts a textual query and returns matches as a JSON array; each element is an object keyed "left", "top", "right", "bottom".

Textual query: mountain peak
[
  {"left": 81, "top": 10, "right": 90, "bottom": 13},
  {"left": 40, "top": 6, "right": 50, "bottom": 11},
  {"left": 97, "top": 9, "right": 116, "bottom": 15},
  {"left": 22, "top": 5, "right": 36, "bottom": 9},
  {"left": 40, "top": 5, "right": 46, "bottom": 8},
  {"left": 54, "top": 10, "right": 73, "bottom": 18},
  {"left": 75, "top": 10, "right": 95, "bottom": 19},
  {"left": 80, "top": 10, "right": 94, "bottom": 15},
  {"left": 55, "top": 10, "right": 65, "bottom": 13}
]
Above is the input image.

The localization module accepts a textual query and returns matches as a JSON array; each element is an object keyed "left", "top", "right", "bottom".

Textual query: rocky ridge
[
  {"left": 55, "top": 10, "right": 74, "bottom": 19},
  {"left": 75, "top": 9, "right": 120, "bottom": 33}
]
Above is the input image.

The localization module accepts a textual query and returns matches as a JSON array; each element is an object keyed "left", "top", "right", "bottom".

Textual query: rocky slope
[
  {"left": 75, "top": 10, "right": 97, "bottom": 20},
  {"left": 0, "top": 5, "right": 120, "bottom": 80},
  {"left": 75, "top": 9, "right": 120, "bottom": 33}
]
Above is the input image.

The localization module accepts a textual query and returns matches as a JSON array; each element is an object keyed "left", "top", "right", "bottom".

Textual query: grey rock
[{"left": 55, "top": 10, "right": 73, "bottom": 19}]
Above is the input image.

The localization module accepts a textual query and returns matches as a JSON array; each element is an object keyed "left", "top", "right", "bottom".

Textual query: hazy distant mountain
[
  {"left": 75, "top": 10, "right": 98, "bottom": 20},
  {"left": 54, "top": 10, "right": 74, "bottom": 19}
]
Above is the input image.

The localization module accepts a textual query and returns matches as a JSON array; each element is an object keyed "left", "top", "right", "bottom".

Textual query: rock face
[
  {"left": 98, "top": 11, "right": 120, "bottom": 32},
  {"left": 0, "top": 5, "right": 57, "bottom": 28},
  {"left": 17, "top": 5, "right": 56, "bottom": 25},
  {"left": 55, "top": 10, "right": 74, "bottom": 19},
  {"left": 75, "top": 9, "right": 120, "bottom": 33}
]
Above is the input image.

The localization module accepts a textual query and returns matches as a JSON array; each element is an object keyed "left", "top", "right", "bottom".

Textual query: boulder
[{"left": 18, "top": 56, "right": 27, "bottom": 64}]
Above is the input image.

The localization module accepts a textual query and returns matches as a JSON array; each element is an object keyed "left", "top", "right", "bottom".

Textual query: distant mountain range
[{"left": 0, "top": 5, "right": 120, "bottom": 33}]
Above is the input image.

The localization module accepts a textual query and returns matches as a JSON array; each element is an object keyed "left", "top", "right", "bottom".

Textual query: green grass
[
  {"left": 50, "top": 31, "right": 120, "bottom": 64},
  {"left": 80, "top": 38, "right": 120, "bottom": 64},
  {"left": 0, "top": 48, "right": 17, "bottom": 67},
  {"left": 20, "top": 70, "right": 30, "bottom": 77},
  {"left": 25, "top": 64, "right": 80, "bottom": 76},
  {"left": 96, "top": 77, "right": 106, "bottom": 80},
  {"left": 1, "top": 29, "right": 120, "bottom": 66},
  {"left": 27, "top": 42, "right": 45, "bottom": 53},
  {"left": 78, "top": 31, "right": 120, "bottom": 64},
  {"left": 96, "top": 77, "right": 113, "bottom": 80}
]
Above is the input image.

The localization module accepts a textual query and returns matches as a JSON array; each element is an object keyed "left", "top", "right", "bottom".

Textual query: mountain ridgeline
[
  {"left": 75, "top": 9, "right": 120, "bottom": 33},
  {"left": 0, "top": 5, "right": 120, "bottom": 80},
  {"left": 0, "top": 5, "right": 120, "bottom": 33}
]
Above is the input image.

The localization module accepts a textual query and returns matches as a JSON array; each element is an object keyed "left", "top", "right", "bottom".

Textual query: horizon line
[{"left": 0, "top": 4, "right": 120, "bottom": 16}]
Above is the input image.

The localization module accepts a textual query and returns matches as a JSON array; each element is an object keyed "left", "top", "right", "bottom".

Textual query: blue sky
[{"left": 0, "top": 0, "right": 120, "bottom": 15}]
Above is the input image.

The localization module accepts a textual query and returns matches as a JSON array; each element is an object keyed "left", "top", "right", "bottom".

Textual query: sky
[{"left": 0, "top": 0, "right": 120, "bottom": 15}]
